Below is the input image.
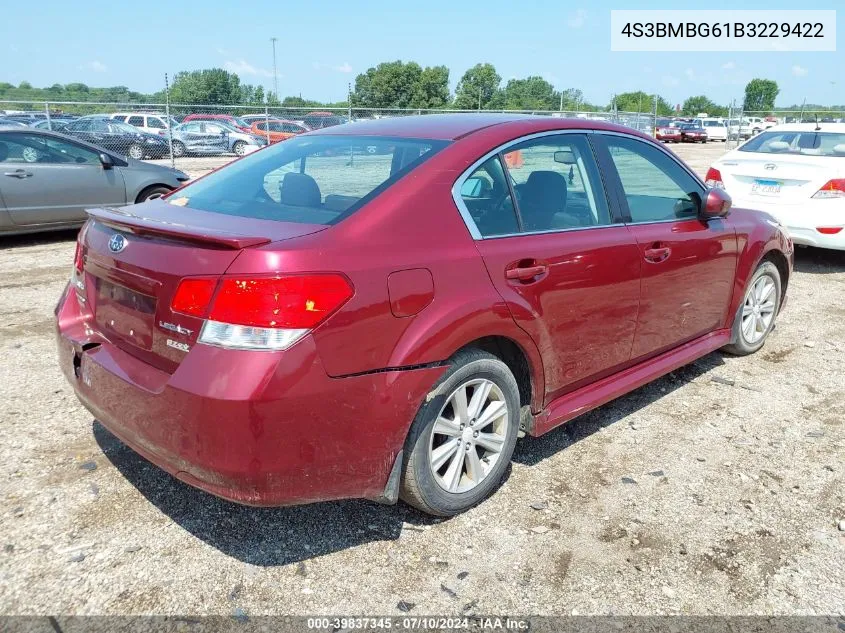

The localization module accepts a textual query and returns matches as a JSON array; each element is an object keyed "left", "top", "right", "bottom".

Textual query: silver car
[
  {"left": 165, "top": 121, "right": 268, "bottom": 157},
  {"left": 0, "top": 128, "right": 189, "bottom": 236}
]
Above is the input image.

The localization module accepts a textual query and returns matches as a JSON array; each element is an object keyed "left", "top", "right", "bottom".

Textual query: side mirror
[
  {"left": 701, "top": 187, "right": 732, "bottom": 219},
  {"left": 99, "top": 153, "right": 114, "bottom": 170}
]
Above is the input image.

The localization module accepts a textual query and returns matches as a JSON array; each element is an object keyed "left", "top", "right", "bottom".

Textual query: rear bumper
[
  {"left": 730, "top": 197, "right": 845, "bottom": 251},
  {"left": 55, "top": 285, "right": 447, "bottom": 506}
]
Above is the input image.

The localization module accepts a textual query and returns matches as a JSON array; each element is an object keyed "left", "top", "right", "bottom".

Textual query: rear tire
[
  {"left": 400, "top": 349, "right": 520, "bottom": 516},
  {"left": 722, "top": 261, "right": 781, "bottom": 356}
]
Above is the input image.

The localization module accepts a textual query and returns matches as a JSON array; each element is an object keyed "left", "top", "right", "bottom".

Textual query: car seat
[{"left": 279, "top": 172, "right": 321, "bottom": 207}]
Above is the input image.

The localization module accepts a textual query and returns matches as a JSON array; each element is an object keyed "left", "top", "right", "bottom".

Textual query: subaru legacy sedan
[{"left": 56, "top": 115, "right": 793, "bottom": 516}]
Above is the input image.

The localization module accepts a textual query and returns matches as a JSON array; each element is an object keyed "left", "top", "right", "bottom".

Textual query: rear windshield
[
  {"left": 740, "top": 131, "right": 845, "bottom": 157},
  {"left": 173, "top": 135, "right": 448, "bottom": 224}
]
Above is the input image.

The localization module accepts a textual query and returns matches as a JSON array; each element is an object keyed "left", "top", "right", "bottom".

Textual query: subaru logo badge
[
  {"left": 764, "top": 163, "right": 777, "bottom": 171},
  {"left": 108, "top": 234, "right": 127, "bottom": 253}
]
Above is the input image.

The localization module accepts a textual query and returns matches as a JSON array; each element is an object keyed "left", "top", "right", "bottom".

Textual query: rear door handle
[
  {"left": 4, "top": 170, "right": 32, "bottom": 179},
  {"left": 505, "top": 264, "right": 548, "bottom": 281},
  {"left": 643, "top": 245, "right": 671, "bottom": 263}
]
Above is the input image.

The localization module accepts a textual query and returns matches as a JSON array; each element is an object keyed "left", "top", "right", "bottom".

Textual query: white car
[
  {"left": 707, "top": 123, "right": 845, "bottom": 250},
  {"left": 695, "top": 117, "right": 728, "bottom": 141},
  {"left": 110, "top": 112, "right": 179, "bottom": 135}
]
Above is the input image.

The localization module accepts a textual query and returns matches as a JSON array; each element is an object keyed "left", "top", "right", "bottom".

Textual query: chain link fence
[{"left": 2, "top": 99, "right": 844, "bottom": 177}]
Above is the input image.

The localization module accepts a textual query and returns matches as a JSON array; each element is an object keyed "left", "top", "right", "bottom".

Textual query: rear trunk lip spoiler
[{"left": 86, "top": 207, "right": 272, "bottom": 249}]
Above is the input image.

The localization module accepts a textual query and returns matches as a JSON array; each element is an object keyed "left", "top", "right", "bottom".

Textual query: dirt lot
[{"left": 1, "top": 142, "right": 844, "bottom": 616}]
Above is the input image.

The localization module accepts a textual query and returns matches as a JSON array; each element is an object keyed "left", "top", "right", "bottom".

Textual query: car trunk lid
[
  {"left": 79, "top": 200, "right": 327, "bottom": 372},
  {"left": 719, "top": 155, "right": 841, "bottom": 202}
]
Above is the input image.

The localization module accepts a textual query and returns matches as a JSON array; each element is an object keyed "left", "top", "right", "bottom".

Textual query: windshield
[
  {"left": 739, "top": 131, "right": 845, "bottom": 157},
  {"left": 110, "top": 121, "right": 141, "bottom": 134},
  {"left": 703, "top": 120, "right": 723, "bottom": 127},
  {"left": 232, "top": 117, "right": 250, "bottom": 128},
  {"left": 172, "top": 135, "right": 448, "bottom": 224}
]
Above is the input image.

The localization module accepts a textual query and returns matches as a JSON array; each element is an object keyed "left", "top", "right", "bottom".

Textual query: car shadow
[
  {"left": 512, "top": 352, "right": 725, "bottom": 467},
  {"left": 0, "top": 228, "right": 79, "bottom": 250},
  {"left": 92, "top": 421, "right": 440, "bottom": 566},
  {"left": 793, "top": 246, "right": 845, "bottom": 275}
]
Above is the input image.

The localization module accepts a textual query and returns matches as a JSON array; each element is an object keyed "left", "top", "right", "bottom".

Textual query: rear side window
[
  {"left": 174, "top": 135, "right": 448, "bottom": 224},
  {"left": 460, "top": 156, "right": 519, "bottom": 237},
  {"left": 740, "top": 131, "right": 845, "bottom": 157},
  {"left": 127, "top": 116, "right": 144, "bottom": 127}
]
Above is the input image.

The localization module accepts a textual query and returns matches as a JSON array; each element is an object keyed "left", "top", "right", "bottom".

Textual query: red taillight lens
[
  {"left": 73, "top": 241, "right": 84, "bottom": 274},
  {"left": 705, "top": 167, "right": 724, "bottom": 189},
  {"left": 209, "top": 274, "right": 353, "bottom": 329},
  {"left": 812, "top": 179, "right": 845, "bottom": 199},
  {"left": 171, "top": 278, "right": 217, "bottom": 317},
  {"left": 816, "top": 227, "right": 843, "bottom": 235}
]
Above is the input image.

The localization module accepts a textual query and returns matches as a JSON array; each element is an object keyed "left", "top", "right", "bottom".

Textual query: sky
[{"left": 0, "top": 0, "right": 842, "bottom": 107}]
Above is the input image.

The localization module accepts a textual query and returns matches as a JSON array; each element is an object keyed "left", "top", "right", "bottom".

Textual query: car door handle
[
  {"left": 643, "top": 245, "right": 671, "bottom": 263},
  {"left": 505, "top": 264, "right": 548, "bottom": 282},
  {"left": 4, "top": 170, "right": 32, "bottom": 179}
]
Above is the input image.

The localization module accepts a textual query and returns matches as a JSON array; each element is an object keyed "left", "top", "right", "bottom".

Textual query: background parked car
[
  {"left": 249, "top": 119, "right": 309, "bottom": 143},
  {"left": 61, "top": 118, "right": 170, "bottom": 159},
  {"left": 180, "top": 113, "right": 252, "bottom": 132},
  {"left": 0, "top": 128, "right": 188, "bottom": 235},
  {"left": 165, "top": 121, "right": 268, "bottom": 157},
  {"left": 706, "top": 122, "right": 845, "bottom": 251},
  {"left": 695, "top": 118, "right": 728, "bottom": 142},
  {"left": 679, "top": 122, "right": 708, "bottom": 143},
  {"left": 30, "top": 119, "right": 74, "bottom": 131},
  {"left": 302, "top": 111, "right": 348, "bottom": 129},
  {"left": 0, "top": 118, "right": 29, "bottom": 128},
  {"left": 654, "top": 119, "right": 682, "bottom": 143},
  {"left": 110, "top": 112, "right": 179, "bottom": 135}
]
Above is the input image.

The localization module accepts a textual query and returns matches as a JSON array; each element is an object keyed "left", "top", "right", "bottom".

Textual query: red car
[
  {"left": 181, "top": 113, "right": 252, "bottom": 133},
  {"left": 655, "top": 125, "right": 682, "bottom": 143},
  {"left": 679, "top": 123, "right": 708, "bottom": 143},
  {"left": 56, "top": 115, "right": 793, "bottom": 516}
]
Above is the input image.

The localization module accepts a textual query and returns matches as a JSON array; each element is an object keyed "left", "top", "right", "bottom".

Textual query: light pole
[{"left": 270, "top": 37, "right": 278, "bottom": 100}]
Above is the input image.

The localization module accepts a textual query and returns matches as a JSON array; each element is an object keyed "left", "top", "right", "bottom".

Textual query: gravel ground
[{"left": 1, "top": 142, "right": 844, "bottom": 616}]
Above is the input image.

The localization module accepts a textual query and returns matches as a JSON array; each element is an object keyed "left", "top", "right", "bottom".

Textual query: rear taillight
[
  {"left": 705, "top": 167, "right": 724, "bottom": 189},
  {"left": 71, "top": 240, "right": 85, "bottom": 292},
  {"left": 811, "top": 179, "right": 845, "bottom": 199},
  {"left": 170, "top": 274, "right": 354, "bottom": 351},
  {"left": 172, "top": 278, "right": 216, "bottom": 317},
  {"left": 816, "top": 227, "right": 843, "bottom": 235},
  {"left": 73, "top": 241, "right": 84, "bottom": 275}
]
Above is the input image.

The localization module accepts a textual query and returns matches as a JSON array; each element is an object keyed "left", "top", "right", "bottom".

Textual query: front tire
[
  {"left": 722, "top": 261, "right": 781, "bottom": 356},
  {"left": 232, "top": 141, "right": 247, "bottom": 156},
  {"left": 127, "top": 144, "right": 144, "bottom": 160},
  {"left": 136, "top": 185, "right": 172, "bottom": 203},
  {"left": 400, "top": 349, "right": 520, "bottom": 516},
  {"left": 171, "top": 141, "right": 186, "bottom": 158}
]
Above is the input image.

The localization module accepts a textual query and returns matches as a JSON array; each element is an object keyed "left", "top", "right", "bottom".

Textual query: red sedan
[
  {"left": 680, "top": 123, "right": 708, "bottom": 143},
  {"left": 655, "top": 125, "right": 682, "bottom": 143},
  {"left": 56, "top": 115, "right": 793, "bottom": 516}
]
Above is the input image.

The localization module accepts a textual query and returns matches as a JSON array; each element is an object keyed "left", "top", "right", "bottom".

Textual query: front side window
[
  {"left": 603, "top": 136, "right": 702, "bottom": 223},
  {"left": 173, "top": 135, "right": 447, "bottom": 225},
  {"left": 502, "top": 134, "right": 610, "bottom": 232},
  {"left": 740, "top": 131, "right": 845, "bottom": 157}
]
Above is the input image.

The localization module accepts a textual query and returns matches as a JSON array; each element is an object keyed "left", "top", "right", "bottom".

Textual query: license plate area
[
  {"left": 751, "top": 179, "right": 782, "bottom": 196},
  {"left": 95, "top": 278, "right": 156, "bottom": 350}
]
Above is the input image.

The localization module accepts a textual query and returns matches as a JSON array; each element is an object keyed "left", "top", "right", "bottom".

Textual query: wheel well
[
  {"left": 457, "top": 336, "right": 532, "bottom": 408},
  {"left": 135, "top": 184, "right": 173, "bottom": 204},
  {"left": 762, "top": 250, "right": 789, "bottom": 303}
]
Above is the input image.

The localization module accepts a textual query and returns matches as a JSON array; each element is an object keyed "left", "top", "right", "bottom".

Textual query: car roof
[
  {"left": 761, "top": 122, "right": 845, "bottom": 133},
  {"left": 308, "top": 113, "right": 648, "bottom": 141}
]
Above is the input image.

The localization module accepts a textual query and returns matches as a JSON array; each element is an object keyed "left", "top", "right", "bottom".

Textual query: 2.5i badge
[{"left": 166, "top": 339, "right": 190, "bottom": 353}]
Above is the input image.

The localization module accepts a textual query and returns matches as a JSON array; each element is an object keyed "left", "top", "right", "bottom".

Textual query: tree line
[{"left": 2, "top": 63, "right": 842, "bottom": 115}]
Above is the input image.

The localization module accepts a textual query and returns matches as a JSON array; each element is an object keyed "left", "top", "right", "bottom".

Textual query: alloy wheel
[
  {"left": 428, "top": 378, "right": 509, "bottom": 494},
  {"left": 741, "top": 274, "right": 776, "bottom": 344}
]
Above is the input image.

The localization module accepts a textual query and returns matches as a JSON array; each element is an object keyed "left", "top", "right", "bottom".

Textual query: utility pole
[
  {"left": 478, "top": 88, "right": 482, "bottom": 111},
  {"left": 559, "top": 90, "right": 564, "bottom": 113},
  {"left": 270, "top": 37, "right": 278, "bottom": 100}
]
